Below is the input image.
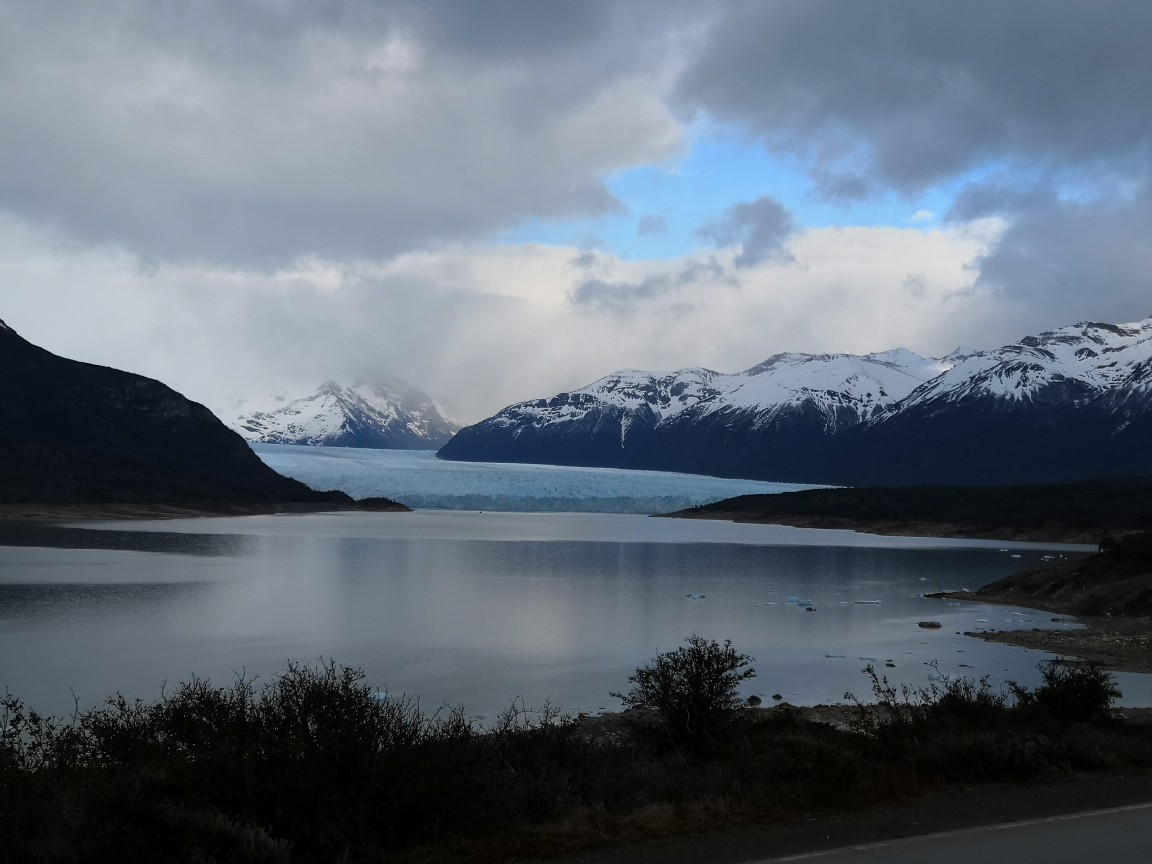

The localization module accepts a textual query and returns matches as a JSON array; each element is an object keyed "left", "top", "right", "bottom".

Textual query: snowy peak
[
  {"left": 730, "top": 349, "right": 945, "bottom": 415},
  {"left": 479, "top": 347, "right": 944, "bottom": 442},
  {"left": 230, "top": 379, "right": 460, "bottom": 450},
  {"left": 896, "top": 316, "right": 1152, "bottom": 412},
  {"left": 577, "top": 368, "right": 725, "bottom": 422}
]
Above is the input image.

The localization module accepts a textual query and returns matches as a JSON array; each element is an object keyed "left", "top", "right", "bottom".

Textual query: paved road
[{"left": 751, "top": 802, "right": 1152, "bottom": 863}]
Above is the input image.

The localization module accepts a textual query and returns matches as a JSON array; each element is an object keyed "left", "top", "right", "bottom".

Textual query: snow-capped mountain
[
  {"left": 888, "top": 319, "right": 1152, "bottom": 416},
  {"left": 440, "top": 316, "right": 1152, "bottom": 486},
  {"left": 439, "top": 348, "right": 950, "bottom": 471},
  {"left": 567, "top": 348, "right": 948, "bottom": 432},
  {"left": 230, "top": 380, "right": 460, "bottom": 450}
]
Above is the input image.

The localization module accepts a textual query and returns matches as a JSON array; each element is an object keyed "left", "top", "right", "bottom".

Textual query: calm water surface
[{"left": 1, "top": 512, "right": 1140, "bottom": 719}]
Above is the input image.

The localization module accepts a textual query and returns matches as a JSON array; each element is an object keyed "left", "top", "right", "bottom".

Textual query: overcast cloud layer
[{"left": 1, "top": 1, "right": 1150, "bottom": 420}]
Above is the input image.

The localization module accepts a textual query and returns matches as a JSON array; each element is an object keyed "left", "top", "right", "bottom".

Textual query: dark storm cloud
[
  {"left": 677, "top": 0, "right": 1152, "bottom": 191},
  {"left": 0, "top": 0, "right": 689, "bottom": 264},
  {"left": 950, "top": 184, "right": 1152, "bottom": 327},
  {"left": 696, "top": 196, "right": 795, "bottom": 268},
  {"left": 676, "top": 0, "right": 1152, "bottom": 322}
]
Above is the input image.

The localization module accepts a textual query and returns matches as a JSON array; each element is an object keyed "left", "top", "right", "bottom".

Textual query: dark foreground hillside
[
  {"left": 665, "top": 477, "right": 1152, "bottom": 543},
  {"left": 0, "top": 320, "right": 404, "bottom": 512}
]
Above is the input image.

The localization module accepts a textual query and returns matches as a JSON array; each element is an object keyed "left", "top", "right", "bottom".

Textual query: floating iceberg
[
  {"left": 686, "top": 593, "right": 706, "bottom": 600},
  {"left": 786, "top": 596, "right": 801, "bottom": 603}
]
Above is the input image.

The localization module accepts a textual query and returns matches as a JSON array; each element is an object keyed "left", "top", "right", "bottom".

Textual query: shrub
[
  {"left": 928, "top": 671, "right": 1011, "bottom": 723},
  {"left": 612, "top": 635, "right": 755, "bottom": 747},
  {"left": 1017, "top": 660, "right": 1122, "bottom": 722}
]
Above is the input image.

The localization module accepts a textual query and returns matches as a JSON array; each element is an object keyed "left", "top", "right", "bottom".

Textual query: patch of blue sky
[{"left": 500, "top": 133, "right": 987, "bottom": 261}]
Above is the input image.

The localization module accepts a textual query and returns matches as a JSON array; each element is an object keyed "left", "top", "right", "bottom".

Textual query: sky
[{"left": 1, "top": 1, "right": 1151, "bottom": 422}]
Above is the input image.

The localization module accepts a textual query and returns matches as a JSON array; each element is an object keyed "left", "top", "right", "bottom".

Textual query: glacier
[{"left": 252, "top": 444, "right": 820, "bottom": 512}]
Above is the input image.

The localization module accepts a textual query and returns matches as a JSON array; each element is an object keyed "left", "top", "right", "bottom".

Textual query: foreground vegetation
[{"left": 2, "top": 642, "right": 1149, "bottom": 863}]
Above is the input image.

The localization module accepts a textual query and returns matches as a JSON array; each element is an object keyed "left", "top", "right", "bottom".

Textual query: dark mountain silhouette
[{"left": 0, "top": 320, "right": 404, "bottom": 512}]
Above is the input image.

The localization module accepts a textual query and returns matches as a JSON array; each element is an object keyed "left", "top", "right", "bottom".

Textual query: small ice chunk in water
[
  {"left": 860, "top": 656, "right": 877, "bottom": 662},
  {"left": 928, "top": 674, "right": 951, "bottom": 682},
  {"left": 826, "top": 653, "right": 845, "bottom": 658},
  {"left": 1011, "top": 612, "right": 1025, "bottom": 616},
  {"left": 1011, "top": 554, "right": 1021, "bottom": 558},
  {"left": 799, "top": 598, "right": 813, "bottom": 605},
  {"left": 765, "top": 602, "right": 775, "bottom": 606},
  {"left": 786, "top": 596, "right": 801, "bottom": 603},
  {"left": 686, "top": 593, "right": 706, "bottom": 600},
  {"left": 975, "top": 619, "right": 989, "bottom": 623},
  {"left": 855, "top": 600, "right": 881, "bottom": 605}
]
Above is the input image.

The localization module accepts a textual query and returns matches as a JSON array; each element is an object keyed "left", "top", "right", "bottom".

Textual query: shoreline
[
  {"left": 660, "top": 510, "right": 1106, "bottom": 544},
  {"left": 0, "top": 499, "right": 411, "bottom": 521},
  {"left": 932, "top": 588, "right": 1152, "bottom": 674}
]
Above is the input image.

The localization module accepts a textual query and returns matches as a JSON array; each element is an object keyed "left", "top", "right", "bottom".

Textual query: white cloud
[{"left": 0, "top": 213, "right": 1014, "bottom": 424}]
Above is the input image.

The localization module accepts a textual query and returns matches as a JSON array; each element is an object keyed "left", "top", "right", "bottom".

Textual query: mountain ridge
[{"left": 438, "top": 315, "right": 1152, "bottom": 486}]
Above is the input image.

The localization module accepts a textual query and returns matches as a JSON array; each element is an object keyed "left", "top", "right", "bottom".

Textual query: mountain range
[
  {"left": 438, "top": 316, "right": 1152, "bottom": 486},
  {"left": 228, "top": 380, "right": 459, "bottom": 449}
]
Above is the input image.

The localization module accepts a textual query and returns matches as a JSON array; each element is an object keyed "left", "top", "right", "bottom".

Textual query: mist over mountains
[
  {"left": 439, "top": 316, "right": 1152, "bottom": 486},
  {"left": 228, "top": 380, "right": 460, "bottom": 450}
]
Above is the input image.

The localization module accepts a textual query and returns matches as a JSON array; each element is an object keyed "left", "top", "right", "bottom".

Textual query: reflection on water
[
  {"left": 0, "top": 519, "right": 252, "bottom": 556},
  {"left": 0, "top": 512, "right": 1140, "bottom": 719},
  {"left": 0, "top": 582, "right": 209, "bottom": 628}
]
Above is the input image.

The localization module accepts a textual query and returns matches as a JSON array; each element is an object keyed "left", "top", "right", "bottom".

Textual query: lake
[{"left": 2, "top": 511, "right": 1141, "bottom": 721}]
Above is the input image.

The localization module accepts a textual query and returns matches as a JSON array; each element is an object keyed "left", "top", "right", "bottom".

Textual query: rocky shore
[{"left": 932, "top": 533, "right": 1152, "bottom": 672}]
